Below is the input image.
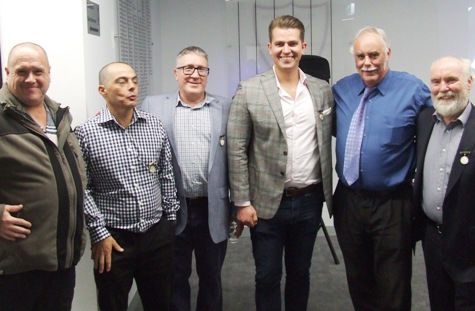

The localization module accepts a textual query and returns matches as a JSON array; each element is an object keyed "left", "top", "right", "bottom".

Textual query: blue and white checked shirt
[
  {"left": 75, "top": 107, "right": 179, "bottom": 244},
  {"left": 175, "top": 95, "right": 211, "bottom": 198}
]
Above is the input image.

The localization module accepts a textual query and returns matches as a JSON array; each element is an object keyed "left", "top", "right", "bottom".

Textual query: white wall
[
  {"left": 0, "top": 0, "right": 88, "bottom": 124},
  {"left": 150, "top": 0, "right": 230, "bottom": 97},
  {"left": 1, "top": 0, "right": 475, "bottom": 309},
  {"left": 331, "top": 0, "right": 475, "bottom": 103}
]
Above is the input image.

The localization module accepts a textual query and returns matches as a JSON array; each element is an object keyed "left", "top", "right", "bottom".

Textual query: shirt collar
[
  {"left": 98, "top": 106, "right": 146, "bottom": 125},
  {"left": 176, "top": 90, "right": 212, "bottom": 109},
  {"left": 357, "top": 69, "right": 393, "bottom": 97},
  {"left": 432, "top": 100, "right": 473, "bottom": 127},
  {"left": 272, "top": 65, "right": 308, "bottom": 89}
]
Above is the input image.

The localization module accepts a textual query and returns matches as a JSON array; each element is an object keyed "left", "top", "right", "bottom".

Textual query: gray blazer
[
  {"left": 140, "top": 92, "right": 232, "bottom": 243},
  {"left": 227, "top": 69, "right": 333, "bottom": 219}
]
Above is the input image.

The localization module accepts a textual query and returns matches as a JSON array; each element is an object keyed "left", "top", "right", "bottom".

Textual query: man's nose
[
  {"left": 439, "top": 81, "right": 450, "bottom": 92},
  {"left": 25, "top": 72, "right": 36, "bottom": 83},
  {"left": 363, "top": 55, "right": 372, "bottom": 65}
]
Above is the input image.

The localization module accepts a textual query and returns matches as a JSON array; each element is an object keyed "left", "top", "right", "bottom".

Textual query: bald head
[
  {"left": 99, "top": 61, "right": 136, "bottom": 86},
  {"left": 7, "top": 42, "right": 49, "bottom": 70}
]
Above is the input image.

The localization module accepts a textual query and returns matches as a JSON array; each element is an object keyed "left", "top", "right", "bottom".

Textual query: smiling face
[
  {"left": 353, "top": 32, "right": 391, "bottom": 87},
  {"left": 174, "top": 52, "right": 208, "bottom": 105},
  {"left": 268, "top": 27, "right": 307, "bottom": 73},
  {"left": 99, "top": 62, "right": 138, "bottom": 113},
  {"left": 5, "top": 43, "right": 51, "bottom": 107},
  {"left": 430, "top": 57, "right": 473, "bottom": 122}
]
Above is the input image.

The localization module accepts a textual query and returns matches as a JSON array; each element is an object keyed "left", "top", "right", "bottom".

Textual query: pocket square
[
  {"left": 321, "top": 107, "right": 332, "bottom": 116},
  {"left": 318, "top": 107, "right": 332, "bottom": 120}
]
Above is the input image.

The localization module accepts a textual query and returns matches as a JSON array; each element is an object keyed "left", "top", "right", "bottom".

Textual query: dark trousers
[
  {"left": 422, "top": 223, "right": 475, "bottom": 311},
  {"left": 251, "top": 185, "right": 324, "bottom": 311},
  {"left": 94, "top": 218, "right": 175, "bottom": 311},
  {"left": 333, "top": 181, "right": 413, "bottom": 311},
  {"left": 0, "top": 266, "right": 76, "bottom": 311},
  {"left": 171, "top": 198, "right": 228, "bottom": 311}
]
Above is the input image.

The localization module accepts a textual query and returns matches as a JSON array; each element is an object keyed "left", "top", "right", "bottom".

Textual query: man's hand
[
  {"left": 236, "top": 205, "right": 258, "bottom": 228},
  {"left": 91, "top": 236, "right": 124, "bottom": 273},
  {"left": 0, "top": 204, "right": 32, "bottom": 241}
]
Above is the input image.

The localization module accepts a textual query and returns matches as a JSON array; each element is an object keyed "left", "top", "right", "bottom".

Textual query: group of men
[{"left": 0, "top": 14, "right": 473, "bottom": 311}]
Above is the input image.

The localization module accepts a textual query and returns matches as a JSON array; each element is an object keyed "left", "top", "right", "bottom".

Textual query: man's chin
[
  {"left": 186, "top": 86, "right": 203, "bottom": 93},
  {"left": 276, "top": 61, "right": 296, "bottom": 69}
]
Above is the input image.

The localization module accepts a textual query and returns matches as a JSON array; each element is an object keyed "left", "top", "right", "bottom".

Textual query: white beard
[{"left": 433, "top": 90, "right": 469, "bottom": 118}]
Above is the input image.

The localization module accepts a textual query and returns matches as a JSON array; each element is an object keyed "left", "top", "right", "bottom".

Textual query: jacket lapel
[
  {"left": 305, "top": 77, "right": 324, "bottom": 153},
  {"left": 208, "top": 97, "right": 222, "bottom": 173},
  {"left": 446, "top": 103, "right": 475, "bottom": 195},
  {"left": 163, "top": 93, "right": 180, "bottom": 164},
  {"left": 417, "top": 108, "right": 436, "bottom": 172},
  {"left": 261, "top": 70, "right": 286, "bottom": 138}
]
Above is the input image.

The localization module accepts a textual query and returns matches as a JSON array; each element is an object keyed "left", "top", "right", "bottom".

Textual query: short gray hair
[
  {"left": 350, "top": 26, "right": 390, "bottom": 54},
  {"left": 176, "top": 46, "right": 208, "bottom": 65}
]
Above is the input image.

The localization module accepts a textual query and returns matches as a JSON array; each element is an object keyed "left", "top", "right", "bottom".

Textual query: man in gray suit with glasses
[{"left": 140, "top": 46, "right": 232, "bottom": 311}]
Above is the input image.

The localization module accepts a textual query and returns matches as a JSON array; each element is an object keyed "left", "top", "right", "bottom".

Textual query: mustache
[{"left": 436, "top": 91, "right": 455, "bottom": 100}]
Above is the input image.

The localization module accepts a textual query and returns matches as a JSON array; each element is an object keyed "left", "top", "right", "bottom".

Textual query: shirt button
[{"left": 283, "top": 151, "right": 288, "bottom": 156}]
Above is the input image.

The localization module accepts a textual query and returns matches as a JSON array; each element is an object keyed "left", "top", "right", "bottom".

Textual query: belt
[
  {"left": 426, "top": 218, "right": 443, "bottom": 234},
  {"left": 347, "top": 183, "right": 409, "bottom": 197},
  {"left": 186, "top": 197, "right": 208, "bottom": 205},
  {"left": 284, "top": 183, "right": 321, "bottom": 197}
]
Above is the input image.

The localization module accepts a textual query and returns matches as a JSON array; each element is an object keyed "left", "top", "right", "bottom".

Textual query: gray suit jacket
[
  {"left": 140, "top": 92, "right": 232, "bottom": 243},
  {"left": 227, "top": 69, "right": 333, "bottom": 219}
]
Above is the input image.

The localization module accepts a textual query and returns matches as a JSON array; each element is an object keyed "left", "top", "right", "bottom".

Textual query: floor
[{"left": 130, "top": 227, "right": 430, "bottom": 310}]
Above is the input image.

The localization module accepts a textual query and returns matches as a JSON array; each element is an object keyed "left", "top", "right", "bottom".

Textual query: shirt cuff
[
  {"left": 234, "top": 201, "right": 251, "bottom": 207},
  {"left": 89, "top": 226, "right": 111, "bottom": 244},
  {"left": 165, "top": 213, "right": 176, "bottom": 221}
]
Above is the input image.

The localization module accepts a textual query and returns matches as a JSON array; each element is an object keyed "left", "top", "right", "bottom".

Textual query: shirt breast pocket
[{"left": 379, "top": 116, "right": 414, "bottom": 146}]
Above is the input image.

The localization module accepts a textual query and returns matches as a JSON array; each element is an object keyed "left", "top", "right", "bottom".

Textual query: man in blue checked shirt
[{"left": 75, "top": 62, "right": 180, "bottom": 311}]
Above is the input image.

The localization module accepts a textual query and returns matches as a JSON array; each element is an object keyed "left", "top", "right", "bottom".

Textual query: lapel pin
[
  {"left": 459, "top": 151, "right": 470, "bottom": 165},
  {"left": 148, "top": 160, "right": 158, "bottom": 173}
]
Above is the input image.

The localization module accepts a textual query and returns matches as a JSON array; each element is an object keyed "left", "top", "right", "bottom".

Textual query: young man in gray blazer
[
  {"left": 140, "top": 46, "right": 232, "bottom": 311},
  {"left": 227, "top": 15, "right": 333, "bottom": 311}
]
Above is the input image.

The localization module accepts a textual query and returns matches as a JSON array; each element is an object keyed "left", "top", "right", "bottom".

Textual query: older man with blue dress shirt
[{"left": 332, "top": 27, "right": 432, "bottom": 311}]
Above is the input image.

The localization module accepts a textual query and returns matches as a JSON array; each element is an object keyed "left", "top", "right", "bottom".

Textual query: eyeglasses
[{"left": 176, "top": 66, "right": 210, "bottom": 76}]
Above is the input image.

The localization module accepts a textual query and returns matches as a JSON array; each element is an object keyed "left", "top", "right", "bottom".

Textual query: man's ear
[{"left": 98, "top": 85, "right": 106, "bottom": 96}]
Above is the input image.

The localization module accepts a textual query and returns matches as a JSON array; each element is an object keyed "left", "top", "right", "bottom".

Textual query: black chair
[
  {"left": 299, "top": 55, "right": 340, "bottom": 265},
  {"left": 299, "top": 54, "right": 331, "bottom": 83}
]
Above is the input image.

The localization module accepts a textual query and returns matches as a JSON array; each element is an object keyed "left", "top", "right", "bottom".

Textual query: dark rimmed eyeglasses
[{"left": 176, "top": 66, "right": 210, "bottom": 76}]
